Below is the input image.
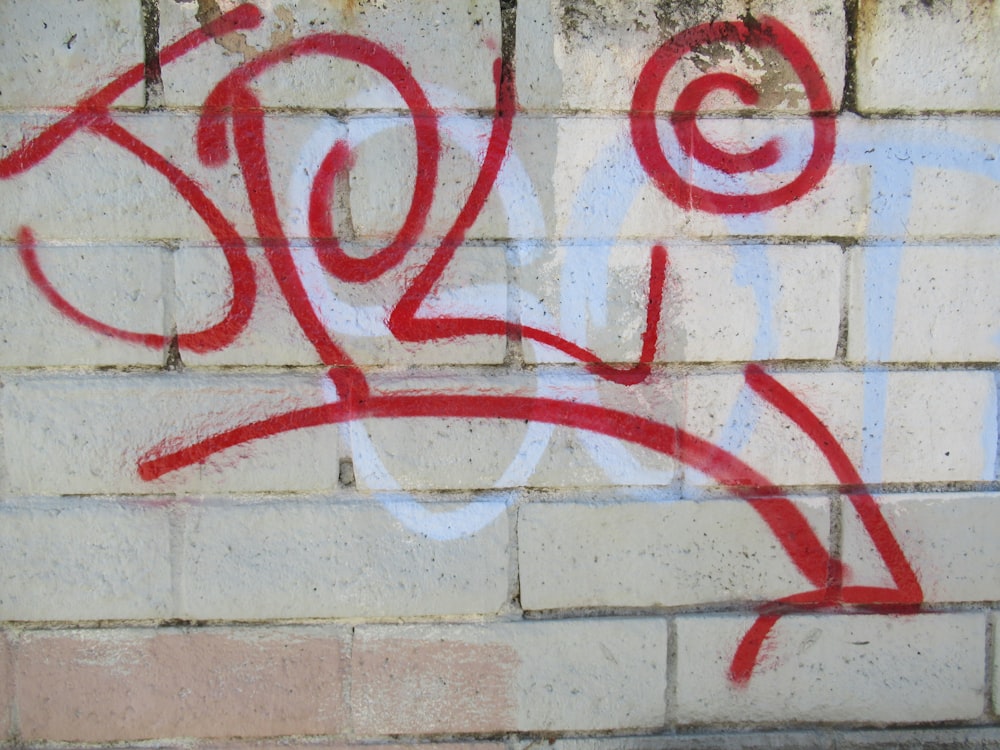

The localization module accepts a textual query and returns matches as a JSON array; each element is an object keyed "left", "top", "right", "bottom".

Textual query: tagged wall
[{"left": 0, "top": 0, "right": 999, "bottom": 745}]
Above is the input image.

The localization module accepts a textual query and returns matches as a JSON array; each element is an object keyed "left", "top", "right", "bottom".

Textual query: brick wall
[{"left": 1, "top": 0, "right": 999, "bottom": 745}]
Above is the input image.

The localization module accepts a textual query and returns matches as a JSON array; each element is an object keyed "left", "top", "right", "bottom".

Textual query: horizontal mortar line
[
  {"left": 3, "top": 361, "right": 998, "bottom": 376},
  {"left": 4, "top": 601, "right": 996, "bottom": 633}
]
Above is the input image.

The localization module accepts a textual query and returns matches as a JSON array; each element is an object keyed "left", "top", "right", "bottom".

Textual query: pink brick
[
  {"left": 0, "top": 631, "right": 12, "bottom": 740},
  {"left": 353, "top": 636, "right": 519, "bottom": 735},
  {"left": 352, "top": 619, "right": 667, "bottom": 734},
  {"left": 16, "top": 627, "right": 350, "bottom": 742}
]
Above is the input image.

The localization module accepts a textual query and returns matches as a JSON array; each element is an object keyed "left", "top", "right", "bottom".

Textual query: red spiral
[{"left": 630, "top": 17, "right": 836, "bottom": 214}]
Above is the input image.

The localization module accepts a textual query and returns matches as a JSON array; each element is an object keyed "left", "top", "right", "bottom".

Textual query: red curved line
[
  {"left": 672, "top": 73, "right": 781, "bottom": 175},
  {"left": 87, "top": 117, "right": 256, "bottom": 353},
  {"left": 630, "top": 17, "right": 835, "bottom": 215},
  {"left": 195, "top": 33, "right": 439, "bottom": 286},
  {"left": 0, "top": 4, "right": 262, "bottom": 180},
  {"left": 137, "top": 391, "right": 833, "bottom": 590},
  {"left": 226, "top": 86, "right": 369, "bottom": 400},
  {"left": 744, "top": 364, "right": 921, "bottom": 600},
  {"left": 727, "top": 365, "right": 923, "bottom": 686},
  {"left": 18, "top": 227, "right": 162, "bottom": 347}
]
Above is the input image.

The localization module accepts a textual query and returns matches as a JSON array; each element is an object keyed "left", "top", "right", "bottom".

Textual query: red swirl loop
[{"left": 630, "top": 17, "right": 835, "bottom": 214}]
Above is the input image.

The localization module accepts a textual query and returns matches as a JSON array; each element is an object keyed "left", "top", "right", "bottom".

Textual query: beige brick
[
  {"left": 518, "top": 0, "right": 845, "bottom": 112},
  {"left": 683, "top": 370, "right": 997, "bottom": 489},
  {"left": 519, "top": 495, "right": 829, "bottom": 610},
  {"left": 348, "top": 370, "right": 558, "bottom": 492},
  {"left": 0, "top": 499, "right": 171, "bottom": 621},
  {"left": 878, "top": 371, "right": 996, "bottom": 483},
  {"left": 0, "top": 112, "right": 255, "bottom": 245},
  {"left": 0, "top": 244, "right": 166, "bottom": 366},
  {"left": 352, "top": 619, "right": 668, "bottom": 734},
  {"left": 2, "top": 373, "right": 340, "bottom": 495},
  {"left": 675, "top": 612, "right": 986, "bottom": 724},
  {"left": 0, "top": 0, "right": 144, "bottom": 109},
  {"left": 160, "top": 0, "right": 501, "bottom": 111},
  {"left": 848, "top": 246, "right": 1000, "bottom": 362},
  {"left": 841, "top": 493, "right": 1000, "bottom": 604},
  {"left": 16, "top": 626, "right": 350, "bottom": 742},
  {"left": 517, "top": 243, "right": 841, "bottom": 365},
  {"left": 181, "top": 496, "right": 511, "bottom": 619},
  {"left": 857, "top": 0, "right": 1000, "bottom": 112},
  {"left": 174, "top": 244, "right": 320, "bottom": 367}
]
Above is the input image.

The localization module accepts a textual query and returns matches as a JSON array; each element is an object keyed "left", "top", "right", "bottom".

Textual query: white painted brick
[
  {"left": 263, "top": 241, "right": 508, "bottom": 367},
  {"left": 518, "top": 0, "right": 845, "bottom": 112},
  {"left": 848, "top": 245, "right": 1000, "bottom": 363},
  {"left": 683, "top": 371, "right": 863, "bottom": 489},
  {"left": 857, "top": 0, "right": 1000, "bottom": 112},
  {"left": 496, "top": 369, "right": 682, "bottom": 489},
  {"left": 683, "top": 370, "right": 997, "bottom": 488},
  {"left": 0, "top": 113, "right": 253, "bottom": 245},
  {"left": 0, "top": 0, "right": 144, "bottom": 109},
  {"left": 174, "top": 244, "right": 320, "bottom": 367},
  {"left": 1, "top": 373, "right": 340, "bottom": 495},
  {"left": 352, "top": 618, "right": 668, "bottom": 733},
  {"left": 348, "top": 370, "right": 553, "bottom": 492},
  {"left": 841, "top": 492, "right": 1000, "bottom": 604},
  {"left": 518, "top": 495, "right": 828, "bottom": 610},
  {"left": 517, "top": 243, "right": 842, "bottom": 365},
  {"left": 878, "top": 371, "right": 996, "bottom": 483},
  {"left": 0, "top": 244, "right": 166, "bottom": 367},
  {"left": 675, "top": 612, "right": 987, "bottom": 724},
  {"left": 159, "top": 0, "right": 501, "bottom": 111},
  {"left": 0, "top": 498, "right": 171, "bottom": 620},
  {"left": 180, "top": 496, "right": 510, "bottom": 619}
]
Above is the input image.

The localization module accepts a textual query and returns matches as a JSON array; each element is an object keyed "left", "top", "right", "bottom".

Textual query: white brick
[
  {"left": 174, "top": 244, "right": 320, "bottom": 367},
  {"left": 878, "top": 371, "right": 996, "bottom": 483},
  {"left": 159, "top": 0, "right": 500, "bottom": 110},
  {"left": 0, "top": 113, "right": 253, "bottom": 244},
  {"left": 675, "top": 612, "right": 987, "bottom": 724},
  {"left": 848, "top": 246, "right": 1000, "bottom": 363},
  {"left": 518, "top": 0, "right": 845, "bottom": 112},
  {"left": 518, "top": 495, "right": 829, "bottom": 610},
  {"left": 0, "top": 498, "right": 171, "bottom": 620},
  {"left": 352, "top": 619, "right": 668, "bottom": 734},
  {"left": 2, "top": 373, "right": 341, "bottom": 495},
  {"left": 180, "top": 496, "right": 510, "bottom": 619},
  {"left": 0, "top": 244, "right": 166, "bottom": 366},
  {"left": 683, "top": 370, "right": 997, "bottom": 488},
  {"left": 0, "top": 0, "right": 144, "bottom": 109},
  {"left": 517, "top": 243, "right": 842, "bottom": 365},
  {"left": 347, "top": 370, "right": 553, "bottom": 492},
  {"left": 841, "top": 492, "right": 1000, "bottom": 604},
  {"left": 857, "top": 0, "right": 1000, "bottom": 112}
]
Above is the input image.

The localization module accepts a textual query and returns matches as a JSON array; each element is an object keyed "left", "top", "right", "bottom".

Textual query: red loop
[{"left": 630, "top": 17, "right": 835, "bottom": 214}]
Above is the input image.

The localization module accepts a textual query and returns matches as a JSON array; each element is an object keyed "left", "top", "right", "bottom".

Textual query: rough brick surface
[
  {"left": 842, "top": 493, "right": 1000, "bottom": 604},
  {"left": 1, "top": 0, "right": 999, "bottom": 744},
  {"left": 0, "top": 499, "right": 172, "bottom": 621},
  {"left": 856, "top": 0, "right": 1000, "bottom": 112},
  {"left": 518, "top": 496, "right": 829, "bottom": 610},
  {"left": 15, "top": 626, "right": 351, "bottom": 742},
  {"left": 674, "top": 613, "right": 986, "bottom": 725},
  {"left": 352, "top": 619, "right": 668, "bottom": 734},
  {"left": 180, "top": 496, "right": 511, "bottom": 619}
]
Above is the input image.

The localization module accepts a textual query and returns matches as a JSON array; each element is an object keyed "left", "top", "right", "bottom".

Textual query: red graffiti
[
  {"left": 630, "top": 17, "right": 836, "bottom": 214},
  {"left": 0, "top": 5, "right": 921, "bottom": 685}
]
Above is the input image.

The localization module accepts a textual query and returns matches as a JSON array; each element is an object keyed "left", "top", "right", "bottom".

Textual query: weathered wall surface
[{"left": 1, "top": 0, "right": 999, "bottom": 746}]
